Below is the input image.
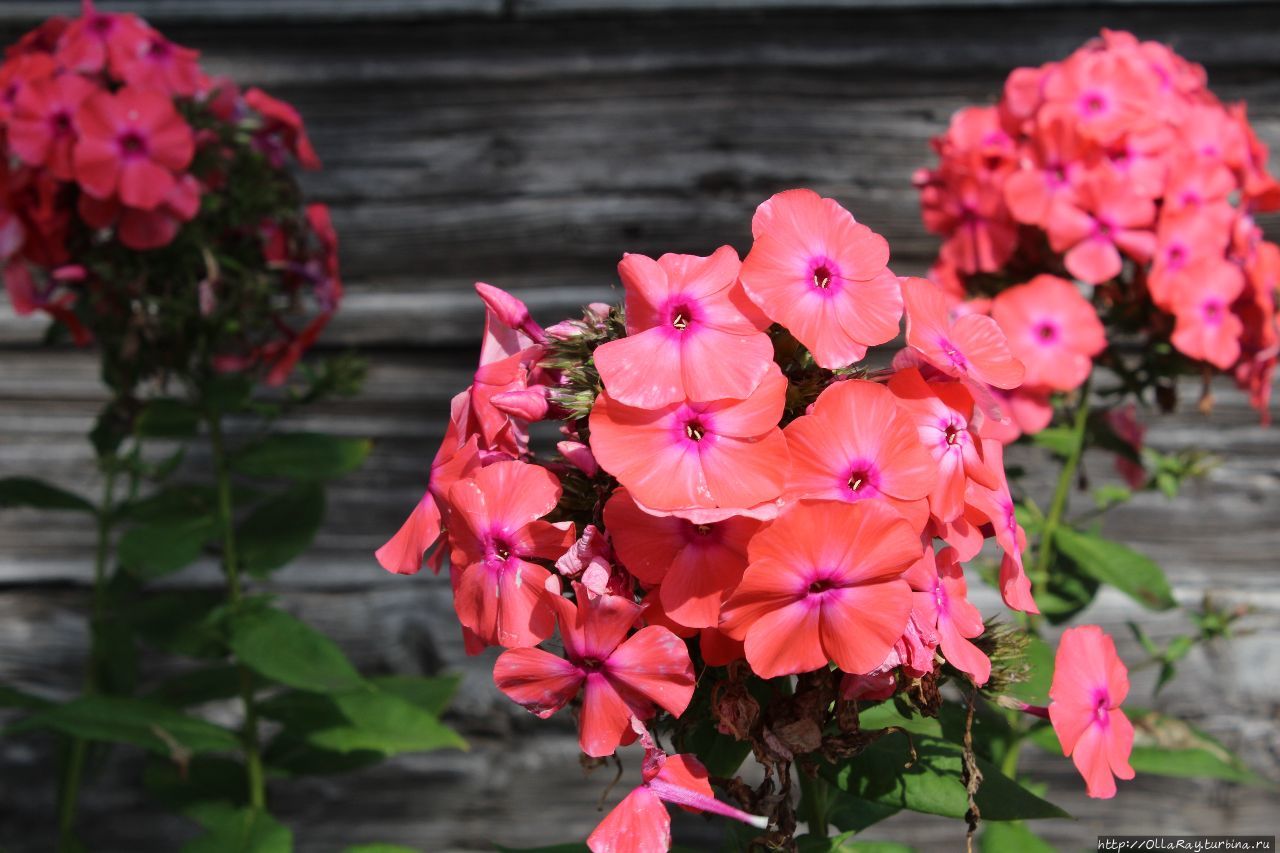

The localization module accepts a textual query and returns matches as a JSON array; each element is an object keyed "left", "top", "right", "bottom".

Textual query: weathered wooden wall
[{"left": 1, "top": 2, "right": 1279, "bottom": 851}]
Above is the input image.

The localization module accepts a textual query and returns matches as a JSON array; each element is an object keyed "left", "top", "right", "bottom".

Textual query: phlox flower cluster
[
  {"left": 381, "top": 188, "right": 1137, "bottom": 849},
  {"left": 1, "top": 0, "right": 337, "bottom": 387},
  {"left": 915, "top": 29, "right": 1280, "bottom": 427}
]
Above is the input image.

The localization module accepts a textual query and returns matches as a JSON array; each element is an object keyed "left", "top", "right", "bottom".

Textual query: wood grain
[{"left": 1, "top": 2, "right": 1278, "bottom": 850}]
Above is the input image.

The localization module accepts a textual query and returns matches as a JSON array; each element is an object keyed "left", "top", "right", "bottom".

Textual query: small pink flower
[
  {"left": 1049, "top": 625, "right": 1135, "bottom": 799},
  {"left": 1169, "top": 261, "right": 1246, "bottom": 369},
  {"left": 783, "top": 378, "right": 936, "bottom": 530},
  {"left": 589, "top": 364, "right": 790, "bottom": 519},
  {"left": 740, "top": 189, "right": 902, "bottom": 368},
  {"left": 447, "top": 460, "right": 575, "bottom": 649},
  {"left": 888, "top": 368, "right": 998, "bottom": 523},
  {"left": 720, "top": 500, "right": 920, "bottom": 679},
  {"left": 8, "top": 73, "right": 96, "bottom": 180},
  {"left": 594, "top": 246, "right": 772, "bottom": 407},
  {"left": 1045, "top": 170, "right": 1155, "bottom": 285},
  {"left": 494, "top": 585, "right": 694, "bottom": 757},
  {"left": 963, "top": 438, "right": 1039, "bottom": 614},
  {"left": 73, "top": 87, "right": 195, "bottom": 210},
  {"left": 586, "top": 723, "right": 767, "bottom": 853},
  {"left": 605, "top": 488, "right": 759, "bottom": 629},
  {"left": 901, "top": 276, "right": 1025, "bottom": 409},
  {"left": 991, "top": 275, "right": 1105, "bottom": 392}
]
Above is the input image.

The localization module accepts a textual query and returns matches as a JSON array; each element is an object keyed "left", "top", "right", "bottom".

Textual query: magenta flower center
[
  {"left": 684, "top": 420, "right": 706, "bottom": 441},
  {"left": 579, "top": 657, "right": 606, "bottom": 673},
  {"left": 944, "top": 422, "right": 962, "bottom": 446},
  {"left": 118, "top": 131, "right": 148, "bottom": 159},
  {"left": 146, "top": 38, "right": 171, "bottom": 60},
  {"left": 1035, "top": 321, "right": 1060, "bottom": 344},
  {"left": 1079, "top": 89, "right": 1109, "bottom": 117},
  {"left": 807, "top": 577, "right": 838, "bottom": 596},
  {"left": 90, "top": 16, "right": 114, "bottom": 35},
  {"left": 1201, "top": 299, "right": 1224, "bottom": 325},
  {"left": 486, "top": 534, "right": 515, "bottom": 563},
  {"left": 670, "top": 306, "right": 692, "bottom": 330},
  {"left": 1165, "top": 242, "right": 1188, "bottom": 270},
  {"left": 1092, "top": 689, "right": 1111, "bottom": 725},
  {"left": 807, "top": 256, "right": 842, "bottom": 295},
  {"left": 50, "top": 110, "right": 73, "bottom": 136}
]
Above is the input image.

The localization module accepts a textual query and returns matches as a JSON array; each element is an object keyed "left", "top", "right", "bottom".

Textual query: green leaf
[
  {"left": 0, "top": 684, "right": 53, "bottom": 711},
  {"left": 228, "top": 607, "right": 363, "bottom": 692},
  {"left": 203, "top": 374, "right": 254, "bottom": 415},
  {"left": 118, "top": 511, "right": 217, "bottom": 580},
  {"left": 237, "top": 484, "right": 325, "bottom": 577},
  {"left": 1001, "top": 633, "right": 1055, "bottom": 707},
  {"left": 145, "top": 755, "right": 249, "bottom": 810},
  {"left": 232, "top": 433, "right": 370, "bottom": 481},
  {"left": 125, "top": 591, "right": 228, "bottom": 659},
  {"left": 1054, "top": 526, "right": 1176, "bottom": 611},
  {"left": 183, "top": 803, "right": 292, "bottom": 853},
  {"left": 146, "top": 666, "right": 248, "bottom": 708},
  {"left": 826, "top": 795, "right": 900, "bottom": 833},
  {"left": 136, "top": 398, "right": 201, "bottom": 439},
  {"left": 308, "top": 688, "right": 466, "bottom": 755},
  {"left": 981, "top": 821, "right": 1055, "bottom": 853},
  {"left": 345, "top": 846, "right": 419, "bottom": 853},
  {"left": 799, "top": 834, "right": 914, "bottom": 852},
  {"left": 823, "top": 733, "right": 1069, "bottom": 821},
  {"left": 1126, "top": 709, "right": 1268, "bottom": 786},
  {"left": 0, "top": 476, "right": 94, "bottom": 513},
  {"left": 368, "top": 674, "right": 460, "bottom": 717},
  {"left": 1035, "top": 554, "right": 1100, "bottom": 625},
  {"left": 1031, "top": 427, "right": 1076, "bottom": 459},
  {"left": 9, "top": 696, "right": 239, "bottom": 756}
]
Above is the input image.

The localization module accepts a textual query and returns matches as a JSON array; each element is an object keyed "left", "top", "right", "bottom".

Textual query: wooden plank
[{"left": 0, "top": 1, "right": 502, "bottom": 24}]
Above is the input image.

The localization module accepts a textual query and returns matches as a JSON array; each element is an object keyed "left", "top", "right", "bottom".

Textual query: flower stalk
[{"left": 206, "top": 407, "right": 266, "bottom": 809}]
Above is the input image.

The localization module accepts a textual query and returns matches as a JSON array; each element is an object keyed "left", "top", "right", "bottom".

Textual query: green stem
[
  {"left": 1031, "top": 375, "right": 1093, "bottom": 595},
  {"left": 206, "top": 410, "right": 266, "bottom": 810},
  {"left": 57, "top": 458, "right": 119, "bottom": 851},
  {"left": 798, "top": 771, "right": 831, "bottom": 839}
]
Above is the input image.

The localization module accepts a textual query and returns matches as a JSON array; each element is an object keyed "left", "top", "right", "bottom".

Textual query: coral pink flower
[
  {"left": 493, "top": 585, "right": 695, "bottom": 757},
  {"left": 982, "top": 385, "right": 1054, "bottom": 444},
  {"left": 8, "top": 73, "right": 96, "bottom": 180},
  {"left": 376, "top": 491, "right": 445, "bottom": 578},
  {"left": 783, "top": 377, "right": 936, "bottom": 529},
  {"left": 593, "top": 246, "right": 771, "bottom": 407},
  {"left": 1147, "top": 214, "right": 1232, "bottom": 310},
  {"left": 901, "top": 276, "right": 1025, "bottom": 397},
  {"left": 1169, "top": 261, "right": 1246, "bottom": 369},
  {"left": 912, "top": 546, "right": 990, "bottom": 685},
  {"left": 1003, "top": 115, "right": 1088, "bottom": 227},
  {"left": 73, "top": 87, "right": 194, "bottom": 210},
  {"left": 991, "top": 275, "right": 1106, "bottom": 391},
  {"left": 887, "top": 368, "right": 998, "bottom": 523},
  {"left": 1049, "top": 625, "right": 1135, "bottom": 799},
  {"left": 739, "top": 189, "right": 902, "bottom": 369},
  {"left": 1045, "top": 170, "right": 1156, "bottom": 284},
  {"left": 56, "top": 9, "right": 149, "bottom": 75},
  {"left": 1041, "top": 48, "right": 1157, "bottom": 144},
  {"left": 447, "top": 460, "right": 575, "bottom": 649},
  {"left": 963, "top": 438, "right": 1039, "bottom": 613},
  {"left": 115, "top": 30, "right": 205, "bottom": 98},
  {"left": 589, "top": 364, "right": 789, "bottom": 519},
  {"left": 720, "top": 500, "right": 920, "bottom": 679},
  {"left": 604, "top": 488, "right": 759, "bottom": 629},
  {"left": 244, "top": 87, "right": 322, "bottom": 170},
  {"left": 586, "top": 724, "right": 767, "bottom": 853}
]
